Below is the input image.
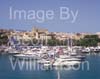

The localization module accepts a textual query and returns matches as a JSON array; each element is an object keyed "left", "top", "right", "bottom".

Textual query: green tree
[
  {"left": 47, "top": 39, "right": 56, "bottom": 46},
  {"left": 0, "top": 33, "right": 8, "bottom": 45},
  {"left": 75, "top": 35, "right": 100, "bottom": 47}
]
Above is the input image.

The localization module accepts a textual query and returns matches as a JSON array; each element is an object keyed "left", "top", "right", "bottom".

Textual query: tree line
[
  {"left": 0, "top": 33, "right": 100, "bottom": 47},
  {"left": 75, "top": 35, "right": 100, "bottom": 47}
]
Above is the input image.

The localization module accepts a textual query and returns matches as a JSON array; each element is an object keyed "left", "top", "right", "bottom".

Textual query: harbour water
[{"left": 0, "top": 54, "right": 100, "bottom": 79}]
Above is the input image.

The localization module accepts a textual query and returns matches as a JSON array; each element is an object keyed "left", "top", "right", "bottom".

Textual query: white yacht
[
  {"left": 14, "top": 50, "right": 41, "bottom": 60},
  {"left": 81, "top": 47, "right": 90, "bottom": 53},
  {"left": 5, "top": 46, "right": 20, "bottom": 54},
  {"left": 43, "top": 60, "right": 52, "bottom": 67},
  {"left": 53, "top": 55, "right": 80, "bottom": 66}
]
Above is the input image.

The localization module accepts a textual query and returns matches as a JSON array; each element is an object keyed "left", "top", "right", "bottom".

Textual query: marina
[
  {"left": 0, "top": 34, "right": 100, "bottom": 69},
  {"left": 0, "top": 28, "right": 100, "bottom": 79},
  {"left": 0, "top": 45, "right": 100, "bottom": 66},
  {"left": 0, "top": 0, "right": 100, "bottom": 79}
]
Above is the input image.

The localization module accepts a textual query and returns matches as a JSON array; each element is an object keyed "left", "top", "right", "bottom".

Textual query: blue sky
[{"left": 0, "top": 0, "right": 100, "bottom": 33}]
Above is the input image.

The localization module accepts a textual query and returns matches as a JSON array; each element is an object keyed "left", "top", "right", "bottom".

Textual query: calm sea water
[{"left": 0, "top": 54, "right": 100, "bottom": 79}]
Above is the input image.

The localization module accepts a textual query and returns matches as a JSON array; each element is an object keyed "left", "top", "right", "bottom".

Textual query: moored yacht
[
  {"left": 14, "top": 50, "right": 41, "bottom": 60},
  {"left": 53, "top": 55, "right": 81, "bottom": 67}
]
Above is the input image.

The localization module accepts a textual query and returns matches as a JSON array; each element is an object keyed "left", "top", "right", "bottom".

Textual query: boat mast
[
  {"left": 57, "top": 70, "right": 60, "bottom": 79},
  {"left": 70, "top": 33, "right": 73, "bottom": 52}
]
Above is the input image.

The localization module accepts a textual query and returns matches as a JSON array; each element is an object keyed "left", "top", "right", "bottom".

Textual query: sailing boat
[
  {"left": 53, "top": 33, "right": 83, "bottom": 67},
  {"left": 68, "top": 33, "right": 85, "bottom": 60}
]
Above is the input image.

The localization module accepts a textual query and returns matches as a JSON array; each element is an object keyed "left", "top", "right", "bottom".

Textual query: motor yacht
[
  {"left": 53, "top": 55, "right": 80, "bottom": 66},
  {"left": 14, "top": 50, "right": 41, "bottom": 60}
]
